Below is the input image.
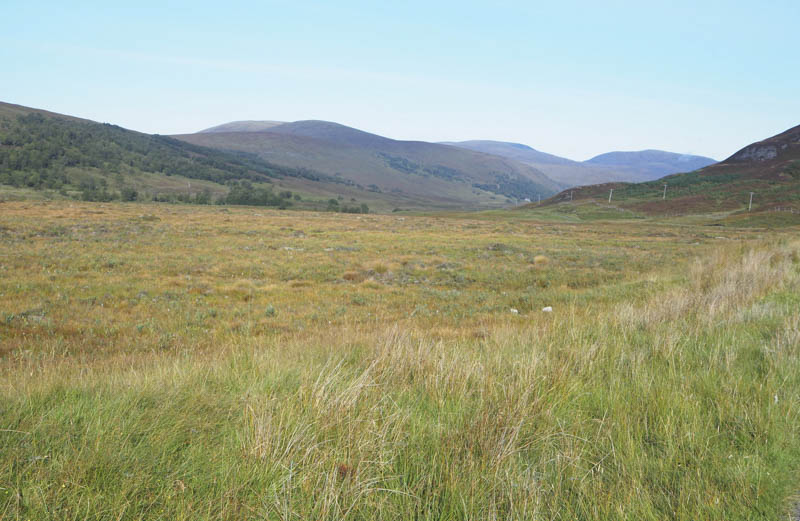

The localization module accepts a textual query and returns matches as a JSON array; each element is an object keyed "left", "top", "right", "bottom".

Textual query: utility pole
[
  {"left": 537, "top": 194, "right": 541, "bottom": 204},
  {"left": 748, "top": 192, "right": 754, "bottom": 212},
  {"left": 662, "top": 183, "right": 668, "bottom": 200},
  {"left": 608, "top": 188, "right": 613, "bottom": 203},
  {"left": 570, "top": 191, "right": 573, "bottom": 201}
]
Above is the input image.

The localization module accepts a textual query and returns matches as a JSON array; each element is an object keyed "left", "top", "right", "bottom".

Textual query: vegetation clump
[{"left": 0, "top": 113, "right": 287, "bottom": 189}]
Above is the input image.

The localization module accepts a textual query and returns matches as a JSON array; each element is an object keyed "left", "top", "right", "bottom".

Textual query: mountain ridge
[
  {"left": 0, "top": 102, "right": 563, "bottom": 210},
  {"left": 174, "top": 120, "right": 565, "bottom": 206},
  {"left": 445, "top": 140, "right": 717, "bottom": 187}
]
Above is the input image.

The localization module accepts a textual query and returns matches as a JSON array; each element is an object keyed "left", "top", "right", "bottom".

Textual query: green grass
[{"left": 1, "top": 202, "right": 799, "bottom": 519}]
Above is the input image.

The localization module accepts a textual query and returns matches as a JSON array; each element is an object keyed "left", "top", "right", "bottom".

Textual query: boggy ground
[{"left": 1, "top": 201, "right": 799, "bottom": 520}]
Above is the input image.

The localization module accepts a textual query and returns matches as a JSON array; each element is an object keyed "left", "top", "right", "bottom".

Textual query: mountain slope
[
  {"left": 724, "top": 124, "right": 800, "bottom": 163},
  {"left": 442, "top": 140, "right": 628, "bottom": 186},
  {"left": 0, "top": 102, "right": 560, "bottom": 210},
  {"left": 441, "top": 140, "right": 575, "bottom": 166},
  {"left": 531, "top": 124, "right": 800, "bottom": 222},
  {"left": 260, "top": 120, "right": 395, "bottom": 149},
  {"left": 0, "top": 101, "right": 355, "bottom": 205},
  {"left": 174, "top": 121, "right": 564, "bottom": 206},
  {"left": 0, "top": 101, "right": 90, "bottom": 123},
  {"left": 445, "top": 140, "right": 717, "bottom": 187}
]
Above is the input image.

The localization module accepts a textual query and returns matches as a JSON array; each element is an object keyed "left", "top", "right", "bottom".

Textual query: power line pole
[
  {"left": 662, "top": 183, "right": 668, "bottom": 200},
  {"left": 570, "top": 191, "right": 573, "bottom": 201},
  {"left": 608, "top": 188, "right": 613, "bottom": 203},
  {"left": 748, "top": 192, "right": 754, "bottom": 211}
]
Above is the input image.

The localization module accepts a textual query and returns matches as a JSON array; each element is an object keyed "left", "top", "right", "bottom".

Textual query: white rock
[
  {"left": 542, "top": 306, "right": 553, "bottom": 313},
  {"left": 510, "top": 308, "right": 519, "bottom": 314}
]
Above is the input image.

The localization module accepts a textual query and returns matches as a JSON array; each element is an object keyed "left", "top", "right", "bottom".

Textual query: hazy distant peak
[
  {"left": 584, "top": 150, "right": 717, "bottom": 178},
  {"left": 586, "top": 150, "right": 717, "bottom": 165},
  {"left": 444, "top": 139, "right": 722, "bottom": 186}
]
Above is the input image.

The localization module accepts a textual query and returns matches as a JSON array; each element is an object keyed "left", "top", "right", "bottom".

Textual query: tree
[{"left": 120, "top": 187, "right": 138, "bottom": 201}]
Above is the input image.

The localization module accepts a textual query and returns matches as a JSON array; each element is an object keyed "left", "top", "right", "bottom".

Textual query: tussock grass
[{"left": 1, "top": 202, "right": 799, "bottom": 519}]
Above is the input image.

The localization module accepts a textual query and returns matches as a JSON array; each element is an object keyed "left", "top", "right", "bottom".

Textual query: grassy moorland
[{"left": 1, "top": 201, "right": 799, "bottom": 520}]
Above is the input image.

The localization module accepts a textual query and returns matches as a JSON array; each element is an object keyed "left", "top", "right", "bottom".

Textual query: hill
[
  {"left": 0, "top": 101, "right": 343, "bottom": 207},
  {"left": 0, "top": 102, "right": 561, "bottom": 211},
  {"left": 440, "top": 140, "right": 575, "bottom": 166},
  {"left": 585, "top": 150, "right": 717, "bottom": 178},
  {"left": 200, "top": 120, "right": 285, "bottom": 133},
  {"left": 528, "top": 124, "right": 800, "bottom": 224},
  {"left": 0, "top": 101, "right": 90, "bottom": 123},
  {"left": 443, "top": 140, "right": 625, "bottom": 186},
  {"left": 174, "top": 121, "right": 565, "bottom": 208},
  {"left": 445, "top": 140, "right": 717, "bottom": 187}
]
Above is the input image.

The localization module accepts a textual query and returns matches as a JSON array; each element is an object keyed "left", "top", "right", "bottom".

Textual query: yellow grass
[{"left": 1, "top": 201, "right": 799, "bottom": 520}]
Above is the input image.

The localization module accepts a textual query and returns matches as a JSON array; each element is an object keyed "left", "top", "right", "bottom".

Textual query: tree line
[{"left": 0, "top": 113, "right": 371, "bottom": 211}]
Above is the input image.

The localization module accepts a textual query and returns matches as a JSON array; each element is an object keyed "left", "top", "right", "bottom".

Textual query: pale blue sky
[{"left": 2, "top": 1, "right": 798, "bottom": 160}]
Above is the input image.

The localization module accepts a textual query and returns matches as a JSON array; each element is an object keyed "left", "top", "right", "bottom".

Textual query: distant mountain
[
  {"left": 585, "top": 150, "right": 717, "bottom": 178},
  {"left": 441, "top": 140, "right": 574, "bottom": 166},
  {"left": 0, "top": 103, "right": 563, "bottom": 211},
  {"left": 200, "top": 120, "right": 285, "bottom": 133},
  {"left": 174, "top": 121, "right": 564, "bottom": 208},
  {"left": 265, "top": 120, "right": 398, "bottom": 149},
  {"left": 442, "top": 140, "right": 623, "bottom": 186},
  {"left": 445, "top": 140, "right": 717, "bottom": 187},
  {"left": 534, "top": 125, "right": 800, "bottom": 221}
]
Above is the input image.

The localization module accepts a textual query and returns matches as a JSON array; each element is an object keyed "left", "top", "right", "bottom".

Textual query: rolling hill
[
  {"left": 200, "top": 120, "right": 286, "bottom": 133},
  {"left": 174, "top": 121, "right": 565, "bottom": 208},
  {"left": 440, "top": 140, "right": 574, "bottom": 166},
  {"left": 0, "top": 101, "right": 341, "bottom": 206},
  {"left": 529, "top": 124, "right": 800, "bottom": 224},
  {"left": 585, "top": 150, "right": 717, "bottom": 178},
  {"left": 444, "top": 140, "right": 717, "bottom": 187},
  {"left": 0, "top": 102, "right": 562, "bottom": 210}
]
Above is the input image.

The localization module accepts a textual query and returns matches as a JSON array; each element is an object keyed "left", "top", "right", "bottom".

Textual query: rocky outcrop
[{"left": 733, "top": 145, "right": 778, "bottom": 161}]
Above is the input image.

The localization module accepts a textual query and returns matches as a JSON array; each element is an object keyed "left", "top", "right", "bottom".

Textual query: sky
[{"left": 2, "top": 1, "right": 798, "bottom": 161}]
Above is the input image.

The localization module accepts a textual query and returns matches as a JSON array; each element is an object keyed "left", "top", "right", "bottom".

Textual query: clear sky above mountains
[{"left": 2, "top": 0, "right": 797, "bottom": 160}]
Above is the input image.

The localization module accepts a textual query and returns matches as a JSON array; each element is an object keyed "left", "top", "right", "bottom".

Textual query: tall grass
[{"left": 1, "top": 203, "right": 799, "bottom": 519}]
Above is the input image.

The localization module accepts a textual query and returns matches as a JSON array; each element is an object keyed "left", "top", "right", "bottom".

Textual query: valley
[
  {"left": 1, "top": 201, "right": 798, "bottom": 519},
  {"left": 4, "top": 1, "right": 799, "bottom": 518}
]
